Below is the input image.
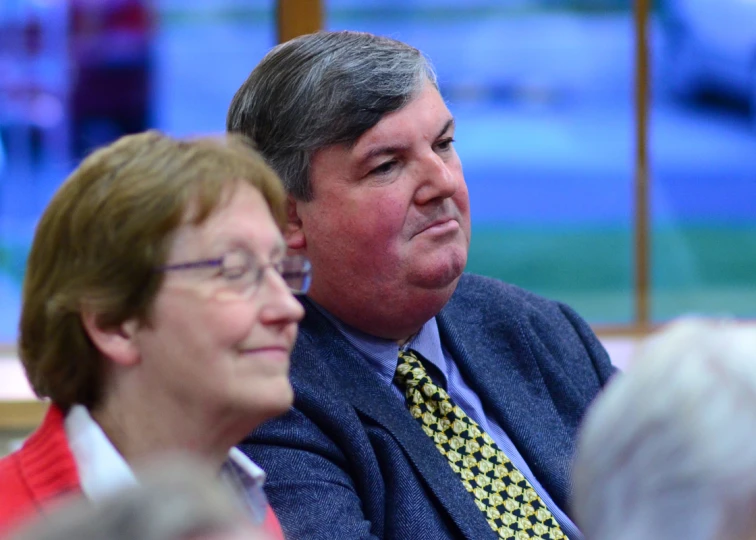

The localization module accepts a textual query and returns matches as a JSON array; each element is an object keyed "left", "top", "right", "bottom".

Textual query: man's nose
[{"left": 414, "top": 152, "right": 459, "bottom": 205}]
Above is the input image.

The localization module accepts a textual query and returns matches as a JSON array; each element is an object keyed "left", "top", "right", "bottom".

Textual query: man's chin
[{"left": 410, "top": 253, "right": 467, "bottom": 291}]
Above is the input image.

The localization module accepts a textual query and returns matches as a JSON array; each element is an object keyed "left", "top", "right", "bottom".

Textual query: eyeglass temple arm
[{"left": 156, "top": 259, "right": 222, "bottom": 272}]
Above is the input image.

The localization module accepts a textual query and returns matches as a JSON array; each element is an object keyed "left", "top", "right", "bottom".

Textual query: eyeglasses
[{"left": 156, "top": 250, "right": 312, "bottom": 298}]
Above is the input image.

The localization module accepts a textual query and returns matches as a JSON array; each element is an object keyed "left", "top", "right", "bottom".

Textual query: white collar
[
  {"left": 64, "top": 405, "right": 265, "bottom": 501},
  {"left": 64, "top": 404, "right": 137, "bottom": 501},
  {"left": 227, "top": 446, "right": 266, "bottom": 482}
]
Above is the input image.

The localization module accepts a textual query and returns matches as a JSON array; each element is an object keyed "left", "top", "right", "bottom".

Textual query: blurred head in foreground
[
  {"left": 9, "top": 456, "right": 269, "bottom": 540},
  {"left": 572, "top": 318, "right": 756, "bottom": 540}
]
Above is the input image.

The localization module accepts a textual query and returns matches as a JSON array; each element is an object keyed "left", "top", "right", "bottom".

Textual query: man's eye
[{"left": 435, "top": 138, "right": 455, "bottom": 152}]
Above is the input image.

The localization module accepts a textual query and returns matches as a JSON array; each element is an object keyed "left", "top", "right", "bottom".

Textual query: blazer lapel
[
  {"left": 300, "top": 303, "right": 497, "bottom": 540},
  {"left": 435, "top": 306, "right": 575, "bottom": 508}
]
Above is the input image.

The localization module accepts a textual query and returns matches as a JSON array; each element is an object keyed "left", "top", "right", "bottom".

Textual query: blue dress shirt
[{"left": 312, "top": 302, "right": 583, "bottom": 540}]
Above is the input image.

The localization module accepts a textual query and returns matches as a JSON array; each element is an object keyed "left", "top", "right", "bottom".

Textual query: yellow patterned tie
[{"left": 395, "top": 349, "right": 566, "bottom": 540}]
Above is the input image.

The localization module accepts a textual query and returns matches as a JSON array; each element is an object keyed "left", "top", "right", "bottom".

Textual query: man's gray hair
[
  {"left": 226, "top": 30, "right": 437, "bottom": 201},
  {"left": 572, "top": 318, "right": 756, "bottom": 540}
]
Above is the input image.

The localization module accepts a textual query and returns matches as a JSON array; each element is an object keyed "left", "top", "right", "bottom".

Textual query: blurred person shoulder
[{"left": 7, "top": 453, "right": 271, "bottom": 540}]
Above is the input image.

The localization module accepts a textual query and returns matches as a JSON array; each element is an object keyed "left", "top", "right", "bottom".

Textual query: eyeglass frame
[{"left": 155, "top": 249, "right": 312, "bottom": 297}]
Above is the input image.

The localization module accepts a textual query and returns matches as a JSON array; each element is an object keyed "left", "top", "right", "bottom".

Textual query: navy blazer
[{"left": 239, "top": 274, "right": 616, "bottom": 539}]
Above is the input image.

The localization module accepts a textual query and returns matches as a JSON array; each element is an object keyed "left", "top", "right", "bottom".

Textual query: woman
[{"left": 0, "top": 131, "right": 311, "bottom": 538}]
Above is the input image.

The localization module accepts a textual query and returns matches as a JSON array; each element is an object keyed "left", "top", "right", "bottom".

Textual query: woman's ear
[
  {"left": 285, "top": 195, "right": 306, "bottom": 251},
  {"left": 80, "top": 310, "right": 141, "bottom": 367}
]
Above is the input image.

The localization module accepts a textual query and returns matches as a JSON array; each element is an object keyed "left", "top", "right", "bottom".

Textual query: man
[
  {"left": 227, "top": 31, "right": 615, "bottom": 540},
  {"left": 572, "top": 319, "right": 756, "bottom": 540}
]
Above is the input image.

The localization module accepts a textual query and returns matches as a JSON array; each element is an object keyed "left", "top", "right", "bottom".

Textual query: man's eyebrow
[
  {"left": 358, "top": 143, "right": 410, "bottom": 163},
  {"left": 357, "top": 117, "right": 456, "bottom": 164},
  {"left": 437, "top": 117, "right": 455, "bottom": 139}
]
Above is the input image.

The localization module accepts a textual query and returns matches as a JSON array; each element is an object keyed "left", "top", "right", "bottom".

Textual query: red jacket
[
  {"left": 0, "top": 406, "right": 80, "bottom": 537},
  {"left": 0, "top": 405, "right": 284, "bottom": 539}
]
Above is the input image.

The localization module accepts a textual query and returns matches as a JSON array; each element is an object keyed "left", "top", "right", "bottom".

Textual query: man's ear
[
  {"left": 81, "top": 310, "right": 141, "bottom": 367},
  {"left": 285, "top": 195, "right": 306, "bottom": 251}
]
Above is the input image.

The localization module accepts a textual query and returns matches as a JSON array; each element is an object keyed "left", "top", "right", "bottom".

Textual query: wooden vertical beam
[
  {"left": 277, "top": 0, "right": 323, "bottom": 44},
  {"left": 634, "top": 0, "right": 651, "bottom": 329}
]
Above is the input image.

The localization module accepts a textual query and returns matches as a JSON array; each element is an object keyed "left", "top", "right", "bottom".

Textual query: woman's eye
[
  {"left": 370, "top": 160, "right": 397, "bottom": 176},
  {"left": 222, "top": 266, "right": 247, "bottom": 280}
]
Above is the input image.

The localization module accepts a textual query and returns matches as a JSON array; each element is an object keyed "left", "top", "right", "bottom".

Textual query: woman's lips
[{"left": 239, "top": 346, "right": 290, "bottom": 360}]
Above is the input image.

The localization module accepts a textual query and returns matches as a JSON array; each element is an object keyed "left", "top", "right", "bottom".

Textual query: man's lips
[{"left": 415, "top": 217, "right": 459, "bottom": 237}]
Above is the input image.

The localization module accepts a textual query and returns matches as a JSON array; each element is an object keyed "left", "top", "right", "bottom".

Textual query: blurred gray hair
[
  {"left": 572, "top": 318, "right": 756, "bottom": 540},
  {"left": 10, "top": 455, "right": 264, "bottom": 540},
  {"left": 226, "top": 30, "right": 437, "bottom": 201}
]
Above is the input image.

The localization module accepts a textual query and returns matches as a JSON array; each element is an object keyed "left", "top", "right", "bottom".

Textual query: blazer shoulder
[
  {"left": 452, "top": 273, "right": 570, "bottom": 321},
  {"left": 448, "top": 273, "right": 616, "bottom": 385}
]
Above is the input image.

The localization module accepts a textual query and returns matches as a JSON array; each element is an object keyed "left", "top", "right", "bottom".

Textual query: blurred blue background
[{"left": 0, "top": 0, "right": 754, "bottom": 342}]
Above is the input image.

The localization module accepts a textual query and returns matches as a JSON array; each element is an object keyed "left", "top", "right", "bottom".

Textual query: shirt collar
[
  {"left": 64, "top": 405, "right": 266, "bottom": 501},
  {"left": 226, "top": 446, "right": 266, "bottom": 483},
  {"left": 64, "top": 404, "right": 137, "bottom": 501},
  {"left": 309, "top": 299, "right": 447, "bottom": 386}
]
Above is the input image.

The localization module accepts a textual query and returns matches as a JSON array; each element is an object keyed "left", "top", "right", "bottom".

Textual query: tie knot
[
  {"left": 396, "top": 349, "right": 424, "bottom": 381},
  {"left": 396, "top": 349, "right": 441, "bottom": 396}
]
